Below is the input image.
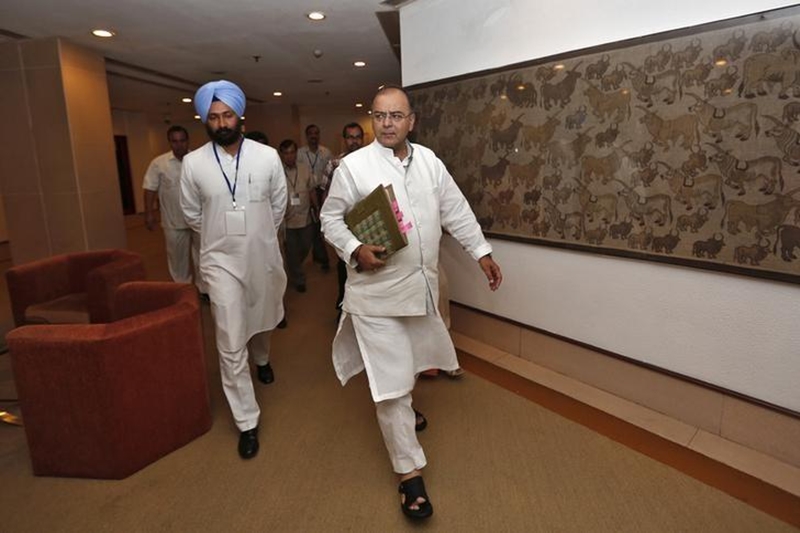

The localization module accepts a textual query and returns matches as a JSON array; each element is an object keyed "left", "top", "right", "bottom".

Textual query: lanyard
[
  {"left": 286, "top": 166, "right": 299, "bottom": 191},
  {"left": 213, "top": 141, "right": 243, "bottom": 208},
  {"left": 305, "top": 150, "right": 319, "bottom": 172}
]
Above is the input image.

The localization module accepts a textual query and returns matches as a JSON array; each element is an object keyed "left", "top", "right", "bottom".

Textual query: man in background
[
  {"left": 181, "top": 80, "right": 287, "bottom": 459},
  {"left": 322, "top": 122, "right": 365, "bottom": 316},
  {"left": 143, "top": 126, "right": 206, "bottom": 297},
  {"left": 279, "top": 139, "right": 318, "bottom": 293},
  {"left": 298, "top": 124, "right": 332, "bottom": 272}
]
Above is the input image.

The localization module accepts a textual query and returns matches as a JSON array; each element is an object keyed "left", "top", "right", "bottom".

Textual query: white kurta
[
  {"left": 143, "top": 151, "right": 188, "bottom": 229},
  {"left": 181, "top": 139, "right": 287, "bottom": 352},
  {"left": 320, "top": 140, "right": 492, "bottom": 401}
]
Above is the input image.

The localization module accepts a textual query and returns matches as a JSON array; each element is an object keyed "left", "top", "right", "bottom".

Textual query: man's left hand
[{"left": 478, "top": 255, "right": 503, "bottom": 291}]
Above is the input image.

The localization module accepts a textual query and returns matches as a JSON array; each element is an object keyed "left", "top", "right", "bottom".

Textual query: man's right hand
[
  {"left": 353, "top": 244, "right": 386, "bottom": 272},
  {"left": 145, "top": 212, "right": 158, "bottom": 231}
]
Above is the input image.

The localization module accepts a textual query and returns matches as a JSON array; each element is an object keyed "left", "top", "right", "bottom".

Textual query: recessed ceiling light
[
  {"left": 273, "top": 91, "right": 283, "bottom": 97},
  {"left": 181, "top": 97, "right": 192, "bottom": 103},
  {"left": 354, "top": 61, "right": 366, "bottom": 68},
  {"left": 91, "top": 29, "right": 115, "bottom": 38},
  {"left": 367, "top": 110, "right": 372, "bottom": 115},
  {"left": 194, "top": 115, "right": 201, "bottom": 120},
  {"left": 307, "top": 11, "right": 325, "bottom": 21},
  {"left": 241, "top": 116, "right": 245, "bottom": 120},
  {"left": 355, "top": 103, "right": 363, "bottom": 108}
]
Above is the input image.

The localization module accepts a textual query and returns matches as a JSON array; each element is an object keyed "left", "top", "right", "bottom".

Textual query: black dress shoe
[
  {"left": 296, "top": 284, "right": 306, "bottom": 293},
  {"left": 277, "top": 317, "right": 287, "bottom": 329},
  {"left": 238, "top": 428, "right": 259, "bottom": 459},
  {"left": 257, "top": 363, "right": 274, "bottom": 384}
]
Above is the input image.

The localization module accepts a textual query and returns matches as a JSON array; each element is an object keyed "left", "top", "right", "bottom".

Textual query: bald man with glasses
[{"left": 320, "top": 86, "right": 502, "bottom": 520}]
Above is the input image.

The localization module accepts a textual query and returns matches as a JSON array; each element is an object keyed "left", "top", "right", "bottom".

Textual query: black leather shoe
[
  {"left": 257, "top": 363, "right": 274, "bottom": 384},
  {"left": 296, "top": 284, "right": 306, "bottom": 293},
  {"left": 238, "top": 428, "right": 259, "bottom": 459},
  {"left": 277, "top": 317, "right": 287, "bottom": 329}
]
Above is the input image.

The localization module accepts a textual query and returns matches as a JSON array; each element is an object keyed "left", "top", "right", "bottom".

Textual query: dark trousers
[
  {"left": 311, "top": 221, "right": 329, "bottom": 267},
  {"left": 285, "top": 225, "right": 314, "bottom": 287},
  {"left": 336, "top": 259, "right": 347, "bottom": 308}
]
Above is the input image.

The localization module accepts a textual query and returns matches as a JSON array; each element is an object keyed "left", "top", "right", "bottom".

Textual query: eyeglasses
[{"left": 372, "top": 111, "right": 413, "bottom": 123}]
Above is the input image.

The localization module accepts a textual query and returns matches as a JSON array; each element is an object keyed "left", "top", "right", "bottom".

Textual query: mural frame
[{"left": 407, "top": 5, "right": 800, "bottom": 285}]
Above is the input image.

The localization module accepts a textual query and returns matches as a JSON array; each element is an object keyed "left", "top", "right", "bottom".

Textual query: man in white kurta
[
  {"left": 320, "top": 86, "right": 502, "bottom": 519},
  {"left": 143, "top": 126, "right": 205, "bottom": 295},
  {"left": 180, "top": 81, "right": 288, "bottom": 459}
]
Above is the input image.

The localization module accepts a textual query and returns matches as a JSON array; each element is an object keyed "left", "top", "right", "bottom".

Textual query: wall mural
[{"left": 409, "top": 7, "right": 800, "bottom": 284}]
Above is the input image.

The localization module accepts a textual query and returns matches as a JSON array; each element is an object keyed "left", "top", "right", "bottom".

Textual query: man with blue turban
[{"left": 181, "top": 80, "right": 288, "bottom": 459}]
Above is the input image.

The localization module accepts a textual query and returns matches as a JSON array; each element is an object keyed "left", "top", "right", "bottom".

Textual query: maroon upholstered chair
[
  {"left": 5, "top": 249, "right": 146, "bottom": 327},
  {"left": 6, "top": 282, "right": 212, "bottom": 479}
]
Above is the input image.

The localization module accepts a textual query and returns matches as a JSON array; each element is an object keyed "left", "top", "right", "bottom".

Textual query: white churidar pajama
[
  {"left": 143, "top": 151, "right": 205, "bottom": 291},
  {"left": 320, "top": 140, "right": 492, "bottom": 473},
  {"left": 181, "top": 139, "right": 287, "bottom": 431}
]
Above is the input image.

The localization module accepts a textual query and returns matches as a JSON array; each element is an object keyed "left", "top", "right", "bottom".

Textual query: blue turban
[{"left": 194, "top": 80, "right": 246, "bottom": 123}]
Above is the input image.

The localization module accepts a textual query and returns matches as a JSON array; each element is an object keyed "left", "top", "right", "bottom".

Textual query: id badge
[
  {"left": 225, "top": 207, "right": 246, "bottom": 235},
  {"left": 290, "top": 193, "right": 301, "bottom": 206}
]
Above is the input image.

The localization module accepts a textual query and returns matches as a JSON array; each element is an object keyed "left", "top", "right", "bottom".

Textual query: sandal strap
[{"left": 398, "top": 475, "right": 428, "bottom": 501}]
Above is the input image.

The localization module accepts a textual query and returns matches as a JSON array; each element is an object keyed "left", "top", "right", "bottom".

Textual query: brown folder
[{"left": 345, "top": 184, "right": 408, "bottom": 258}]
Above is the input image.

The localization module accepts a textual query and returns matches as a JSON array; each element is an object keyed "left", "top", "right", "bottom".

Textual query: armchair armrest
[{"left": 5, "top": 256, "right": 71, "bottom": 327}]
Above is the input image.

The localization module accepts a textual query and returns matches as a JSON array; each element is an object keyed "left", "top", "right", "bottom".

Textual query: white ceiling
[{"left": 0, "top": 0, "right": 402, "bottom": 121}]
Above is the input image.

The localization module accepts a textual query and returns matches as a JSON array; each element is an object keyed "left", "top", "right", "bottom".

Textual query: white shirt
[
  {"left": 320, "top": 140, "right": 492, "bottom": 317},
  {"left": 143, "top": 151, "right": 188, "bottom": 229},
  {"left": 180, "top": 138, "right": 288, "bottom": 351}
]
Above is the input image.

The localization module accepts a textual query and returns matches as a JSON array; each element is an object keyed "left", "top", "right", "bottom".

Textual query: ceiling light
[
  {"left": 354, "top": 61, "right": 367, "bottom": 68},
  {"left": 91, "top": 29, "right": 115, "bottom": 38},
  {"left": 241, "top": 116, "right": 245, "bottom": 120},
  {"left": 307, "top": 11, "right": 325, "bottom": 21},
  {"left": 194, "top": 115, "right": 201, "bottom": 120},
  {"left": 355, "top": 103, "right": 363, "bottom": 108},
  {"left": 181, "top": 97, "right": 192, "bottom": 103},
  {"left": 273, "top": 91, "right": 283, "bottom": 97}
]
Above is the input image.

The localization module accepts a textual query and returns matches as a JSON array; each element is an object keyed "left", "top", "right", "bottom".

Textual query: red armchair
[
  {"left": 6, "top": 249, "right": 146, "bottom": 327},
  {"left": 7, "top": 282, "right": 212, "bottom": 479}
]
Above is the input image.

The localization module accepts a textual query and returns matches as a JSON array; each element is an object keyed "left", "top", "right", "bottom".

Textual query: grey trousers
[{"left": 285, "top": 224, "right": 314, "bottom": 287}]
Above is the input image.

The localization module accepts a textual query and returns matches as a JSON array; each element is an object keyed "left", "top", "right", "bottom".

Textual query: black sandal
[
  {"left": 398, "top": 476, "right": 433, "bottom": 520},
  {"left": 414, "top": 409, "right": 427, "bottom": 432}
]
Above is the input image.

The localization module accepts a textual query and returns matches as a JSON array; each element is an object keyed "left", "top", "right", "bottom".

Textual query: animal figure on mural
[
  {"left": 704, "top": 66, "right": 739, "bottom": 98},
  {"left": 624, "top": 63, "right": 680, "bottom": 107},
  {"left": 774, "top": 224, "right": 800, "bottom": 261},
  {"left": 581, "top": 151, "right": 622, "bottom": 184},
  {"left": 583, "top": 82, "right": 631, "bottom": 123},
  {"left": 739, "top": 35, "right": 800, "bottom": 99},
  {"left": 748, "top": 21, "right": 793, "bottom": 53},
  {"left": 685, "top": 92, "right": 759, "bottom": 143},
  {"left": 615, "top": 179, "right": 673, "bottom": 227},
  {"left": 586, "top": 55, "right": 611, "bottom": 80},
  {"left": 637, "top": 106, "right": 699, "bottom": 150},
  {"left": 713, "top": 29, "right": 747, "bottom": 62},
  {"left": 651, "top": 230, "right": 681, "bottom": 254},
  {"left": 677, "top": 208, "right": 710, "bottom": 233},
  {"left": 609, "top": 219, "right": 633, "bottom": 239},
  {"left": 781, "top": 101, "right": 800, "bottom": 123},
  {"left": 541, "top": 62, "right": 583, "bottom": 110},
  {"left": 680, "top": 145, "right": 709, "bottom": 177},
  {"left": 620, "top": 141, "right": 655, "bottom": 169},
  {"left": 721, "top": 188, "right": 800, "bottom": 235},
  {"left": 601, "top": 65, "right": 627, "bottom": 91},
  {"left": 627, "top": 227, "right": 653, "bottom": 250},
  {"left": 521, "top": 113, "right": 561, "bottom": 150},
  {"left": 575, "top": 179, "right": 618, "bottom": 223},
  {"left": 681, "top": 60, "right": 714, "bottom": 87},
  {"left": 691, "top": 234, "right": 725, "bottom": 258},
  {"left": 595, "top": 123, "right": 620, "bottom": 148},
  {"left": 672, "top": 39, "right": 703, "bottom": 69},
  {"left": 707, "top": 143, "right": 784, "bottom": 196},
  {"left": 733, "top": 238, "right": 772, "bottom": 266},
  {"left": 762, "top": 115, "right": 800, "bottom": 167},
  {"left": 644, "top": 43, "right": 673, "bottom": 73},
  {"left": 584, "top": 225, "right": 608, "bottom": 245},
  {"left": 566, "top": 105, "right": 588, "bottom": 129},
  {"left": 490, "top": 114, "right": 525, "bottom": 151}
]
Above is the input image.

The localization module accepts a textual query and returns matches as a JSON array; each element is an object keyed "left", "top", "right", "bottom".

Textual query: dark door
[{"left": 114, "top": 135, "right": 136, "bottom": 215}]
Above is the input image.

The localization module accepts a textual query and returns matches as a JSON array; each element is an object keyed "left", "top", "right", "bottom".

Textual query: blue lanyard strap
[{"left": 213, "top": 141, "right": 243, "bottom": 208}]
